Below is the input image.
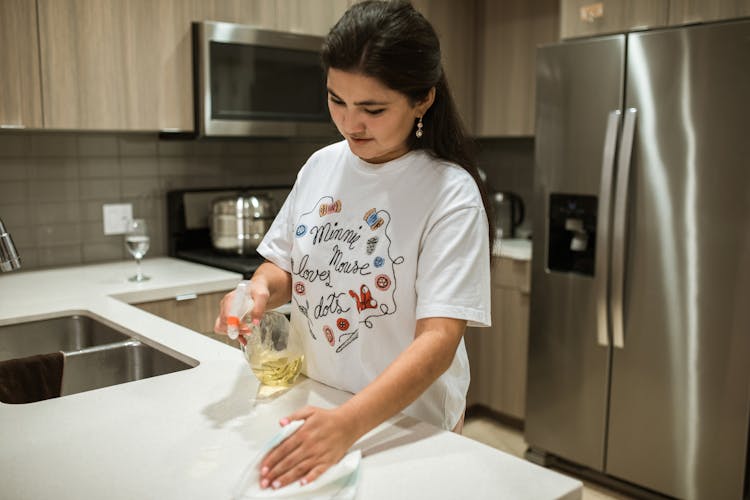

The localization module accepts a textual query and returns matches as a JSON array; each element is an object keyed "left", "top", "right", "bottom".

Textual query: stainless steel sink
[
  {"left": 0, "top": 315, "right": 129, "bottom": 361},
  {"left": 0, "top": 314, "right": 197, "bottom": 403},
  {"left": 61, "top": 338, "right": 194, "bottom": 396}
]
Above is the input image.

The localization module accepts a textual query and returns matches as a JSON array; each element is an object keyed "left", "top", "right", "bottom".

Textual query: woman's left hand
[{"left": 259, "top": 405, "right": 359, "bottom": 490}]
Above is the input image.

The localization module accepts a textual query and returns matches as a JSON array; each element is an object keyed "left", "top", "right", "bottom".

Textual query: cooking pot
[
  {"left": 491, "top": 191, "right": 525, "bottom": 239},
  {"left": 210, "top": 193, "right": 276, "bottom": 255}
]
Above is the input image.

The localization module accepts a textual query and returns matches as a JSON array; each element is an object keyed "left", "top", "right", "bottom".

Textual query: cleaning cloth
[
  {"left": 0, "top": 352, "right": 64, "bottom": 404},
  {"left": 232, "top": 420, "right": 361, "bottom": 500}
]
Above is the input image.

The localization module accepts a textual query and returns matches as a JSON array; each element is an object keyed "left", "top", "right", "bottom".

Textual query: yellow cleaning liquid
[{"left": 248, "top": 351, "right": 304, "bottom": 387}]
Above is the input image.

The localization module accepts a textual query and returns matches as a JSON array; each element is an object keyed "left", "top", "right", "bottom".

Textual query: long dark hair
[{"left": 321, "top": 0, "right": 494, "bottom": 253}]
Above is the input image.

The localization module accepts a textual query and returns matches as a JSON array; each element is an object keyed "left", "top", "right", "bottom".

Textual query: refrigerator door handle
[
  {"left": 594, "top": 109, "right": 621, "bottom": 347},
  {"left": 611, "top": 108, "right": 638, "bottom": 349}
]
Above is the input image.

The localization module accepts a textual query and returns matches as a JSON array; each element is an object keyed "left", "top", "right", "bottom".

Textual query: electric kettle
[{"left": 491, "top": 191, "right": 525, "bottom": 239}]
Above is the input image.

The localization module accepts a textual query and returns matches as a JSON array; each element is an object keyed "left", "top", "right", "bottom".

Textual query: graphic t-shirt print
[{"left": 290, "top": 195, "right": 404, "bottom": 353}]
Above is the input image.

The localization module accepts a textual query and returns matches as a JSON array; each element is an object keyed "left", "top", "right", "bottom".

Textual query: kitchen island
[{"left": 0, "top": 258, "right": 581, "bottom": 499}]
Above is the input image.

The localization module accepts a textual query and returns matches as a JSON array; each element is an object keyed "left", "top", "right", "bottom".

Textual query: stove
[{"left": 167, "top": 186, "right": 291, "bottom": 278}]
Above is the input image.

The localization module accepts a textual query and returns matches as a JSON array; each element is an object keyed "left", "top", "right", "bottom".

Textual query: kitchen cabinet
[
  {"left": 559, "top": 0, "right": 669, "bottom": 39},
  {"left": 0, "top": 0, "right": 43, "bottom": 129},
  {"left": 36, "top": 0, "right": 279, "bottom": 132},
  {"left": 411, "top": 0, "right": 477, "bottom": 134},
  {"left": 669, "top": 0, "right": 750, "bottom": 25},
  {"left": 466, "top": 256, "right": 531, "bottom": 422},
  {"left": 38, "top": 0, "right": 161, "bottom": 131},
  {"left": 5, "top": 0, "right": 570, "bottom": 135},
  {"left": 561, "top": 1, "right": 750, "bottom": 39},
  {"left": 276, "top": 0, "right": 351, "bottom": 36},
  {"left": 134, "top": 290, "right": 236, "bottom": 348},
  {"left": 474, "top": 0, "right": 559, "bottom": 137}
]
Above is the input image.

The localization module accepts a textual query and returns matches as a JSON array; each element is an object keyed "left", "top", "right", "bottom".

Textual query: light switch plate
[{"left": 103, "top": 203, "right": 133, "bottom": 235}]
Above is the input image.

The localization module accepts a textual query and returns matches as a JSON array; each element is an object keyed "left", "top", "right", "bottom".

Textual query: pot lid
[{"left": 212, "top": 193, "right": 276, "bottom": 218}]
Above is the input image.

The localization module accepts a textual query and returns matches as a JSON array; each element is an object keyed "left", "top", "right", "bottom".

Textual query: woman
[{"left": 215, "top": 0, "right": 492, "bottom": 490}]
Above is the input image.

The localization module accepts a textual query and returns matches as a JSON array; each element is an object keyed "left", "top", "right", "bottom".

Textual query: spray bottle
[{"left": 226, "top": 280, "right": 253, "bottom": 340}]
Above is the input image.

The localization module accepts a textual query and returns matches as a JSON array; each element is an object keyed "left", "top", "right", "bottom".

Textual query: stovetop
[
  {"left": 167, "top": 186, "right": 291, "bottom": 279},
  {"left": 175, "top": 248, "right": 264, "bottom": 278}
]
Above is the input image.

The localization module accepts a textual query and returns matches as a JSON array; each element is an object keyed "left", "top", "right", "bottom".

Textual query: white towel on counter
[{"left": 232, "top": 420, "right": 361, "bottom": 500}]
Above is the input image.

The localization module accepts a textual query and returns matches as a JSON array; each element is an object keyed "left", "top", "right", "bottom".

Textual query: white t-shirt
[{"left": 257, "top": 140, "right": 491, "bottom": 430}]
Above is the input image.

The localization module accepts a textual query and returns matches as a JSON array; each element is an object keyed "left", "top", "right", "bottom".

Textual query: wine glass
[{"left": 125, "top": 218, "right": 150, "bottom": 282}]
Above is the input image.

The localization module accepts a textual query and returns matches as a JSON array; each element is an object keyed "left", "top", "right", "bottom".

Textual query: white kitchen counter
[
  {"left": 0, "top": 258, "right": 579, "bottom": 499},
  {"left": 493, "top": 238, "right": 532, "bottom": 261}
]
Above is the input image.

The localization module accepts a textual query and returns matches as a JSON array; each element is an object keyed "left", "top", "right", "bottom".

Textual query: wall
[
  {"left": 0, "top": 132, "right": 330, "bottom": 270},
  {"left": 476, "top": 137, "right": 535, "bottom": 238},
  {"left": 0, "top": 132, "right": 534, "bottom": 271}
]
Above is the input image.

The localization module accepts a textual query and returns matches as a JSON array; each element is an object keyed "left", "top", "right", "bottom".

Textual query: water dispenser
[{"left": 547, "top": 194, "right": 597, "bottom": 276}]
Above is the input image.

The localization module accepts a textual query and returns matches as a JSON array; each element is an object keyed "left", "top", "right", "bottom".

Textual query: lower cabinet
[
  {"left": 134, "top": 290, "right": 236, "bottom": 348},
  {"left": 466, "top": 256, "right": 531, "bottom": 422}
]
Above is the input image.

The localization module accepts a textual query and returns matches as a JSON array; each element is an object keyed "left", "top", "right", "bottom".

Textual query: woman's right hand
[{"left": 213, "top": 278, "right": 271, "bottom": 343}]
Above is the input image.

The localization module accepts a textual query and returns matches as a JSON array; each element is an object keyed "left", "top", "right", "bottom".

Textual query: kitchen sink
[
  {"left": 0, "top": 314, "right": 197, "bottom": 403},
  {"left": 0, "top": 314, "right": 129, "bottom": 362},
  {"left": 61, "top": 338, "right": 194, "bottom": 396}
]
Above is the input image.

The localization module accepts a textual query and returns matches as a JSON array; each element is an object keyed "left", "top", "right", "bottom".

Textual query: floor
[{"left": 462, "top": 416, "right": 636, "bottom": 500}]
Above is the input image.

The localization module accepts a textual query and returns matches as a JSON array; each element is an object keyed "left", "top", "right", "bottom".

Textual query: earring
[{"left": 415, "top": 116, "right": 424, "bottom": 139}]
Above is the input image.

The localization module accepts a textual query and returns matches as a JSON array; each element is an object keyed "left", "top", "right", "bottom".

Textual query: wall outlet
[{"left": 103, "top": 203, "right": 133, "bottom": 235}]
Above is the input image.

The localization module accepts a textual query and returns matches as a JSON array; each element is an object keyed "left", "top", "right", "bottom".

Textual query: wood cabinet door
[
  {"left": 37, "top": 0, "right": 162, "bottom": 130},
  {"left": 464, "top": 325, "right": 483, "bottom": 407},
  {"left": 560, "top": 0, "right": 669, "bottom": 39},
  {"left": 276, "top": 0, "right": 350, "bottom": 36},
  {"left": 465, "top": 257, "right": 531, "bottom": 421},
  {"left": 669, "top": 0, "right": 750, "bottom": 25},
  {"left": 475, "top": 0, "right": 559, "bottom": 137},
  {"left": 488, "top": 286, "right": 529, "bottom": 420},
  {"left": 410, "top": 0, "right": 477, "bottom": 135},
  {"left": 134, "top": 291, "right": 237, "bottom": 348},
  {"left": 36, "top": 0, "right": 281, "bottom": 132},
  {"left": 0, "top": 0, "right": 43, "bottom": 129}
]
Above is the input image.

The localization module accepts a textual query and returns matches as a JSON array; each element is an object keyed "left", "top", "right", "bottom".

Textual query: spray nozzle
[{"left": 226, "top": 280, "right": 253, "bottom": 340}]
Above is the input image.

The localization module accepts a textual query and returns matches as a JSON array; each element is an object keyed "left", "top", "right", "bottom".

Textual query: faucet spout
[{"left": 0, "top": 218, "right": 21, "bottom": 272}]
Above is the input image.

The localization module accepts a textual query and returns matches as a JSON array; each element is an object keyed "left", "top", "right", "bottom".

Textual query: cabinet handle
[
  {"left": 175, "top": 293, "right": 198, "bottom": 301},
  {"left": 0, "top": 124, "right": 25, "bottom": 129}
]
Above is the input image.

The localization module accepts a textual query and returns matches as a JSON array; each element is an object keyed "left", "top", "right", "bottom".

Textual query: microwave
[{"left": 192, "top": 21, "right": 335, "bottom": 138}]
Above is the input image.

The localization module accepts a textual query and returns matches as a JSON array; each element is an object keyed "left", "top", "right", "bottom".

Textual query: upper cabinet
[
  {"left": 474, "top": 0, "right": 559, "bottom": 137},
  {"left": 2, "top": 0, "right": 748, "bottom": 135},
  {"left": 36, "top": 0, "right": 283, "bottom": 132},
  {"left": 0, "top": 0, "right": 43, "bottom": 129},
  {"left": 560, "top": 0, "right": 669, "bottom": 39},
  {"left": 669, "top": 0, "right": 750, "bottom": 25},
  {"left": 560, "top": 0, "right": 750, "bottom": 39},
  {"left": 277, "top": 0, "right": 351, "bottom": 36},
  {"left": 411, "top": 0, "right": 477, "bottom": 135},
  {"left": 38, "top": 0, "right": 161, "bottom": 131}
]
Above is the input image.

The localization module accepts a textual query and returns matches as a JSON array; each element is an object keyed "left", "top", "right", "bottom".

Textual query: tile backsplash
[
  {"left": 0, "top": 132, "right": 329, "bottom": 270},
  {"left": 0, "top": 132, "right": 534, "bottom": 271}
]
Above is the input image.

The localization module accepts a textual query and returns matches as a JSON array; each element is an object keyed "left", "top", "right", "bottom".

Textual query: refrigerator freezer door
[
  {"left": 525, "top": 35, "right": 625, "bottom": 471},
  {"left": 606, "top": 20, "right": 750, "bottom": 499}
]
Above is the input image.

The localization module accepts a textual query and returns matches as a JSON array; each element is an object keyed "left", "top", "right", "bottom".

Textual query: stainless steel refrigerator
[{"left": 525, "top": 19, "right": 750, "bottom": 500}]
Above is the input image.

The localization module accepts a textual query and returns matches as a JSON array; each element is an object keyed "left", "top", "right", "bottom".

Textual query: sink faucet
[{"left": 0, "top": 217, "right": 21, "bottom": 272}]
